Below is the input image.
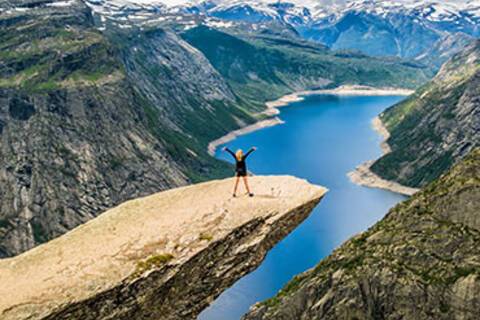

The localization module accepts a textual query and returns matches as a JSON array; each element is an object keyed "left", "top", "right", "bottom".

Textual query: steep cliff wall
[
  {"left": 371, "top": 40, "right": 480, "bottom": 188},
  {"left": 244, "top": 149, "right": 480, "bottom": 320},
  {"left": 0, "top": 0, "right": 251, "bottom": 257},
  {"left": 0, "top": 176, "right": 327, "bottom": 320}
]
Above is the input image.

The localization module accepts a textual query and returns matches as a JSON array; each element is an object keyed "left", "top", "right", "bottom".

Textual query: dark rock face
[
  {"left": 8, "top": 96, "right": 35, "bottom": 120},
  {"left": 0, "top": 84, "right": 189, "bottom": 257},
  {"left": 371, "top": 40, "right": 480, "bottom": 188},
  {"left": 244, "top": 149, "right": 480, "bottom": 320}
]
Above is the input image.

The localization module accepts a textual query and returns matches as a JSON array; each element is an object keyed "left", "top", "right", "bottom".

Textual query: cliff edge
[{"left": 0, "top": 176, "right": 327, "bottom": 320}]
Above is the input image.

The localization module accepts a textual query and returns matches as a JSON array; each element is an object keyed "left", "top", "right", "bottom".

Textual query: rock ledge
[{"left": 0, "top": 176, "right": 327, "bottom": 320}]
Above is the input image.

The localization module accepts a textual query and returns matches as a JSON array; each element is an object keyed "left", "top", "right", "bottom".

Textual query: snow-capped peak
[{"left": 83, "top": 0, "right": 480, "bottom": 34}]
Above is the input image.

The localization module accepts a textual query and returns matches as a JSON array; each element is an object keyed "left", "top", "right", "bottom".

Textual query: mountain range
[{"left": 82, "top": 0, "right": 480, "bottom": 68}]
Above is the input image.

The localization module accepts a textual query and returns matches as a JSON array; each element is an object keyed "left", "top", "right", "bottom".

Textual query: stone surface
[
  {"left": 0, "top": 175, "right": 327, "bottom": 320},
  {"left": 244, "top": 149, "right": 480, "bottom": 320}
]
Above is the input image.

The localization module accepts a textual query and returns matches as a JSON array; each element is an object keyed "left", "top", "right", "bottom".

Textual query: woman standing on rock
[{"left": 222, "top": 146, "right": 257, "bottom": 198}]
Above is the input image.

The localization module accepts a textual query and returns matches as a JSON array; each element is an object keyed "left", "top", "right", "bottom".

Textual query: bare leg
[
  {"left": 233, "top": 176, "right": 240, "bottom": 196},
  {"left": 242, "top": 176, "right": 253, "bottom": 196}
]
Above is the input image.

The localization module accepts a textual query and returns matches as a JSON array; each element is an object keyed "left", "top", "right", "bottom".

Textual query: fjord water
[{"left": 199, "top": 94, "right": 407, "bottom": 320}]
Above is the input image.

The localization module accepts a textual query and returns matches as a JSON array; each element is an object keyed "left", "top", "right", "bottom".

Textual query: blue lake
[{"left": 199, "top": 94, "right": 407, "bottom": 320}]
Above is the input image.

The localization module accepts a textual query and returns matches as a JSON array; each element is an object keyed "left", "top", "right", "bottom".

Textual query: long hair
[{"left": 235, "top": 149, "right": 243, "bottom": 161}]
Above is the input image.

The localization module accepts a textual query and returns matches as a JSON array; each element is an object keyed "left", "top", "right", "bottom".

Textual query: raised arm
[
  {"left": 244, "top": 147, "right": 257, "bottom": 159},
  {"left": 223, "top": 147, "right": 236, "bottom": 159}
]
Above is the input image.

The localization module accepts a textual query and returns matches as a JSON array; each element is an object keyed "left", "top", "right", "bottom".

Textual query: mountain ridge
[
  {"left": 104, "top": 0, "right": 477, "bottom": 69},
  {"left": 371, "top": 39, "right": 480, "bottom": 188}
]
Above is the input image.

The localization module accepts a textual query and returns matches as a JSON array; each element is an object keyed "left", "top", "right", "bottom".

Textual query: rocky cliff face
[
  {"left": 0, "top": 0, "right": 253, "bottom": 257},
  {"left": 371, "top": 40, "right": 480, "bottom": 188},
  {"left": 0, "top": 176, "right": 327, "bottom": 320},
  {"left": 244, "top": 149, "right": 480, "bottom": 320},
  {"left": 120, "top": 27, "right": 257, "bottom": 150}
]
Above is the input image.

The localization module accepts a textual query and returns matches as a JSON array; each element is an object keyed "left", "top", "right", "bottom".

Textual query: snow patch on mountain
[
  {"left": 82, "top": 0, "right": 480, "bottom": 43},
  {"left": 84, "top": 0, "right": 480, "bottom": 24}
]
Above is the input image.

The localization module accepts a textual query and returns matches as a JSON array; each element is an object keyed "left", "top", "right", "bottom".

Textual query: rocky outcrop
[
  {"left": 244, "top": 149, "right": 480, "bottom": 320},
  {"left": 0, "top": 176, "right": 327, "bottom": 320},
  {"left": 371, "top": 40, "right": 480, "bottom": 188}
]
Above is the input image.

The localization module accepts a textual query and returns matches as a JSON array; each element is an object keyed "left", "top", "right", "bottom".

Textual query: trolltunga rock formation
[{"left": 0, "top": 175, "right": 327, "bottom": 320}]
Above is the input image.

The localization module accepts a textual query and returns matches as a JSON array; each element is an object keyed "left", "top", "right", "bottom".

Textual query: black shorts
[{"left": 236, "top": 170, "right": 247, "bottom": 177}]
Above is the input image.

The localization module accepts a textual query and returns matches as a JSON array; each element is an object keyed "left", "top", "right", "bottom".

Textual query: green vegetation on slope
[
  {"left": 182, "top": 26, "right": 433, "bottom": 105},
  {"left": 371, "top": 40, "right": 480, "bottom": 188},
  {"left": 112, "top": 26, "right": 260, "bottom": 181},
  {"left": 0, "top": 8, "right": 121, "bottom": 92},
  {"left": 245, "top": 148, "right": 480, "bottom": 320}
]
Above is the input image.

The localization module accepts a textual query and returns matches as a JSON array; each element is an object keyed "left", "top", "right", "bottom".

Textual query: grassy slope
[
  {"left": 181, "top": 26, "right": 433, "bottom": 106},
  {"left": 0, "top": 6, "right": 120, "bottom": 92},
  {"left": 371, "top": 40, "right": 480, "bottom": 188}
]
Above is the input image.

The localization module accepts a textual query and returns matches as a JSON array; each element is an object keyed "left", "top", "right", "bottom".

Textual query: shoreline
[
  {"left": 208, "top": 118, "right": 284, "bottom": 156},
  {"left": 262, "top": 85, "right": 414, "bottom": 116},
  {"left": 347, "top": 116, "right": 420, "bottom": 196},
  {"left": 208, "top": 85, "right": 413, "bottom": 156}
]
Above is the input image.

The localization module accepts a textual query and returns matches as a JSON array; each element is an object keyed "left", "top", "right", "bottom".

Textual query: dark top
[{"left": 225, "top": 147, "right": 255, "bottom": 174}]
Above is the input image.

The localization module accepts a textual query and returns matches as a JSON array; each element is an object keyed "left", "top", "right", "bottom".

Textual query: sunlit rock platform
[{"left": 0, "top": 176, "right": 327, "bottom": 320}]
